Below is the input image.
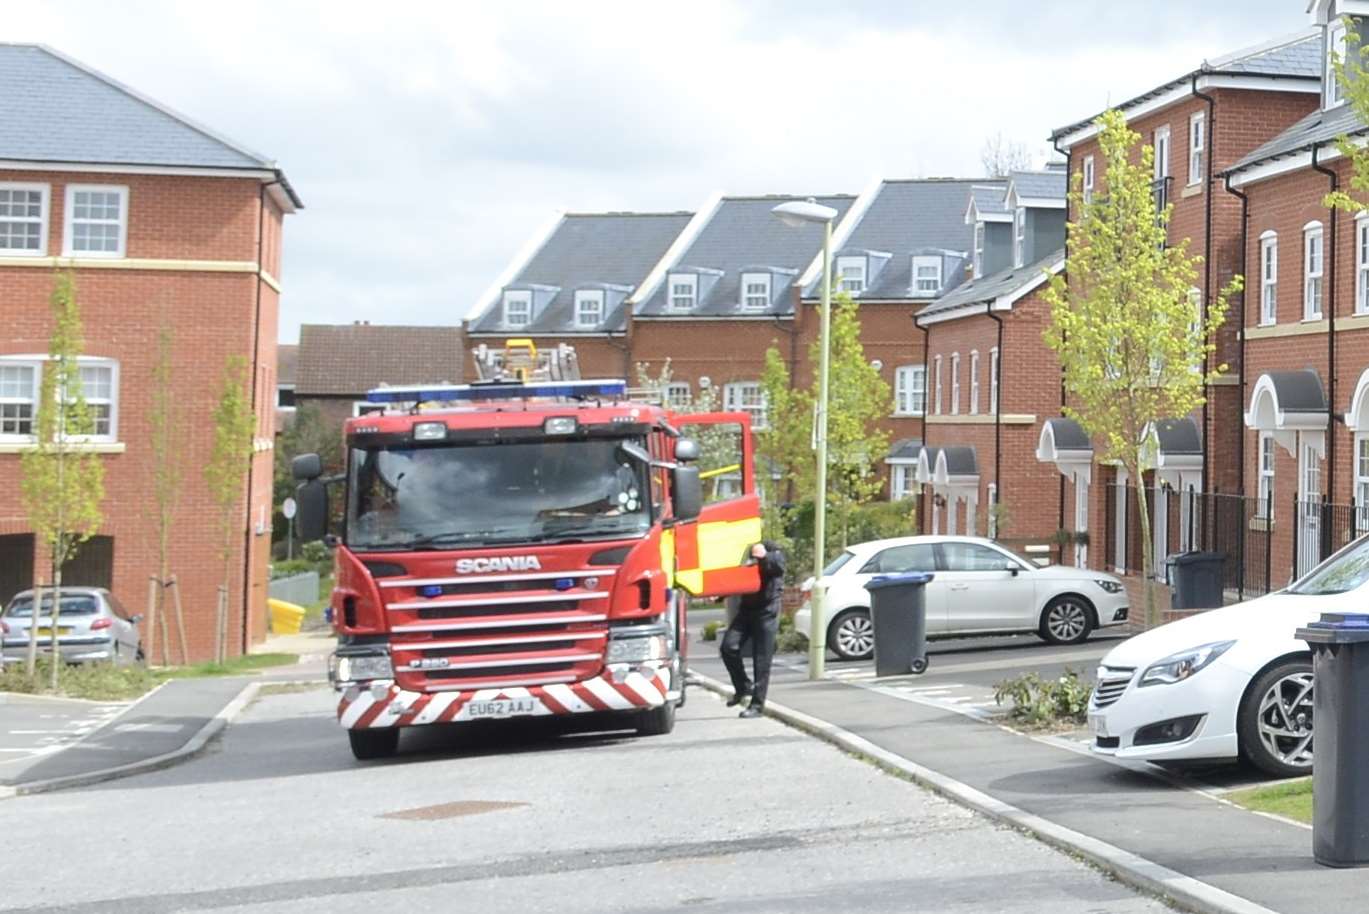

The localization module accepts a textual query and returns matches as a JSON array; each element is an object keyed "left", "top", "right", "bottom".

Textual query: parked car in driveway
[
  {"left": 793, "top": 536, "right": 1129, "bottom": 661},
  {"left": 1087, "top": 535, "right": 1369, "bottom": 778},
  {"left": 0, "top": 588, "right": 144, "bottom": 666}
]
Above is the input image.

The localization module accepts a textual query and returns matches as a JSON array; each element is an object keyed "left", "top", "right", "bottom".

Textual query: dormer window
[
  {"left": 836, "top": 256, "right": 866, "bottom": 293},
  {"left": 503, "top": 290, "right": 532, "bottom": 327},
  {"left": 740, "top": 272, "right": 771, "bottom": 310},
  {"left": 1328, "top": 20, "right": 1348, "bottom": 108},
  {"left": 575, "top": 290, "right": 604, "bottom": 328},
  {"left": 668, "top": 273, "right": 697, "bottom": 311},
  {"left": 1013, "top": 207, "right": 1026, "bottom": 268},
  {"left": 912, "top": 256, "right": 942, "bottom": 296}
]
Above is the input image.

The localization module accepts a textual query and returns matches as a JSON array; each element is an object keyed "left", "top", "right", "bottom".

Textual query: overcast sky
[{"left": 10, "top": 1, "right": 1311, "bottom": 342}]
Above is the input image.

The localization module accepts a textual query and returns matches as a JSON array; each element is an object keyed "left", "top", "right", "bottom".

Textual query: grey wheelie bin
[
  {"left": 863, "top": 572, "right": 935, "bottom": 677},
  {"left": 1295, "top": 612, "right": 1369, "bottom": 867},
  {"left": 1167, "top": 551, "right": 1225, "bottom": 609}
]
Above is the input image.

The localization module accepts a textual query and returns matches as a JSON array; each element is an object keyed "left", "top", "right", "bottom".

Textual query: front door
[
  {"left": 936, "top": 541, "right": 1035, "bottom": 633},
  {"left": 672, "top": 412, "right": 762, "bottom": 597},
  {"left": 1298, "top": 442, "right": 1322, "bottom": 578},
  {"left": 1073, "top": 477, "right": 1089, "bottom": 568},
  {"left": 0, "top": 534, "right": 34, "bottom": 607}
]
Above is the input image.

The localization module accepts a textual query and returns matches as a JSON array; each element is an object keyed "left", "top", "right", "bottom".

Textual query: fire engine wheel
[
  {"left": 636, "top": 700, "right": 676, "bottom": 737},
  {"left": 348, "top": 728, "right": 400, "bottom": 760}
]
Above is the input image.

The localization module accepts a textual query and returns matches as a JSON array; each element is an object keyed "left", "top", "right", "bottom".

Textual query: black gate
[
  {"left": 0, "top": 534, "right": 34, "bottom": 606},
  {"left": 60, "top": 535, "right": 115, "bottom": 590}
]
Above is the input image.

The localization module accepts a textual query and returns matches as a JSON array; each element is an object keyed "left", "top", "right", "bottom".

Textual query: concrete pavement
[{"left": 0, "top": 685, "right": 1170, "bottom": 914}]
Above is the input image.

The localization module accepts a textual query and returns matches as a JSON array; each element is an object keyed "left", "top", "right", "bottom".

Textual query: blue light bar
[{"left": 365, "top": 379, "right": 628, "bottom": 404}]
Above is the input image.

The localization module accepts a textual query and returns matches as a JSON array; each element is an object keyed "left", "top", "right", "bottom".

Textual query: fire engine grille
[
  {"left": 424, "top": 662, "right": 579, "bottom": 680},
  {"left": 416, "top": 600, "right": 582, "bottom": 621}
]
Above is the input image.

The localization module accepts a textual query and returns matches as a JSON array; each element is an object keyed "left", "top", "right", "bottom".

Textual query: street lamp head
[{"left": 771, "top": 198, "right": 839, "bottom": 228}]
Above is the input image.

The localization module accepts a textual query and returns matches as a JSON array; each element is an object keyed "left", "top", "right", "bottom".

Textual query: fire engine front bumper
[{"left": 336, "top": 668, "right": 672, "bottom": 730}]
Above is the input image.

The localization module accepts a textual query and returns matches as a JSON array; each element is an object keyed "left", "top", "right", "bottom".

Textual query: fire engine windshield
[{"left": 346, "top": 437, "right": 652, "bottom": 551}]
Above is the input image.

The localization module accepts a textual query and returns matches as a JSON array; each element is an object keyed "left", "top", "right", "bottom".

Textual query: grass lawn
[
  {"left": 157, "top": 652, "right": 299, "bottom": 680},
  {"left": 1226, "top": 778, "right": 1312, "bottom": 824},
  {"left": 0, "top": 652, "right": 300, "bottom": 702}
]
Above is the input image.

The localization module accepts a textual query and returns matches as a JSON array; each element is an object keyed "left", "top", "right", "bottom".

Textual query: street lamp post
[{"left": 772, "top": 199, "right": 837, "bottom": 681}]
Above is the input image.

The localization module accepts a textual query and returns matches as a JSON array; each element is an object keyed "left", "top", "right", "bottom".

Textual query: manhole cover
[{"left": 381, "top": 800, "right": 528, "bottom": 821}]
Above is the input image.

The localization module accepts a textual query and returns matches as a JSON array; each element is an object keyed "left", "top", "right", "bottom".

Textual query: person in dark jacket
[{"left": 720, "top": 540, "right": 786, "bottom": 718}]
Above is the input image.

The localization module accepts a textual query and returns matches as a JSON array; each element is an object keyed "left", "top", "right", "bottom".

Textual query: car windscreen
[
  {"left": 346, "top": 437, "right": 652, "bottom": 551},
  {"left": 5, "top": 595, "right": 99, "bottom": 617},
  {"left": 823, "top": 552, "right": 855, "bottom": 576},
  {"left": 1288, "top": 534, "right": 1369, "bottom": 596}
]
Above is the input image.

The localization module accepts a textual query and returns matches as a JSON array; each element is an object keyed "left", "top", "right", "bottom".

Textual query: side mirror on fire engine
[
  {"left": 674, "top": 438, "right": 700, "bottom": 463},
  {"left": 295, "top": 477, "right": 330, "bottom": 544},
  {"left": 292, "top": 453, "right": 323, "bottom": 481},
  {"left": 672, "top": 465, "right": 703, "bottom": 523}
]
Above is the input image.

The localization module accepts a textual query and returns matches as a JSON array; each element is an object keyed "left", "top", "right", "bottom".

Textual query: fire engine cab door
[{"left": 670, "top": 412, "right": 763, "bottom": 598}]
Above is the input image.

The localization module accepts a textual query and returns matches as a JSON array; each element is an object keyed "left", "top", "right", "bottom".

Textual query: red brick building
[{"left": 0, "top": 45, "right": 300, "bottom": 658}]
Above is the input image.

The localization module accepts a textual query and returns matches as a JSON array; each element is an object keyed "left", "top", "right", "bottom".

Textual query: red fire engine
[{"left": 292, "top": 340, "right": 762, "bottom": 759}]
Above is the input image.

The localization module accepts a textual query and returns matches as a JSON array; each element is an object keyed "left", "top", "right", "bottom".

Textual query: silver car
[{"left": 0, "top": 588, "right": 144, "bottom": 666}]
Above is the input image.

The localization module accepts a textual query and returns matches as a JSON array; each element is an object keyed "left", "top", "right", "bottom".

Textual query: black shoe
[
  {"left": 739, "top": 705, "right": 763, "bottom": 718},
  {"left": 726, "top": 691, "right": 752, "bottom": 707}
]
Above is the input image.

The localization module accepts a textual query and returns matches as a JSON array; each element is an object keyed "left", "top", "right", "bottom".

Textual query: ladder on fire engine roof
[{"left": 472, "top": 338, "right": 580, "bottom": 383}]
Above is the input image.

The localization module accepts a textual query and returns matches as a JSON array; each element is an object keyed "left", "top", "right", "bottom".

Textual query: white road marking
[{"left": 113, "top": 723, "right": 185, "bottom": 734}]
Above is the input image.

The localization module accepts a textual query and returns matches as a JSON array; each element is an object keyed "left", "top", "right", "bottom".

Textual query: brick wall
[{"left": 0, "top": 169, "right": 283, "bottom": 660}]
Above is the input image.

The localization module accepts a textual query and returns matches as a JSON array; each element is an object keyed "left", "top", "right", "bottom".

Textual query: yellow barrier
[{"left": 268, "top": 598, "right": 307, "bottom": 635}]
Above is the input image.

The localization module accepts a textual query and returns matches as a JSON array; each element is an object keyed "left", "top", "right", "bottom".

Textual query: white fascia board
[
  {"left": 1229, "top": 142, "right": 1353, "bottom": 189},
  {"left": 466, "top": 210, "right": 564, "bottom": 321},
  {"left": 631, "top": 314, "right": 793, "bottom": 323},
  {"left": 997, "top": 259, "right": 1065, "bottom": 309},
  {"left": 797, "top": 175, "right": 882, "bottom": 289},
  {"left": 467, "top": 329, "right": 624, "bottom": 338},
  {"left": 1018, "top": 197, "right": 1066, "bottom": 210},
  {"left": 916, "top": 302, "right": 991, "bottom": 326},
  {"left": 1054, "top": 74, "right": 1319, "bottom": 150},
  {"left": 0, "top": 159, "right": 276, "bottom": 181},
  {"left": 627, "top": 191, "right": 722, "bottom": 308},
  {"left": 964, "top": 197, "right": 979, "bottom": 225},
  {"left": 1318, "top": 1, "right": 1369, "bottom": 20},
  {"left": 979, "top": 212, "right": 1013, "bottom": 223}
]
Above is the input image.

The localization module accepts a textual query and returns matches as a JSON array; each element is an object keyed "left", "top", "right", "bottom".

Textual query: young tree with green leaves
[
  {"left": 147, "top": 324, "right": 184, "bottom": 665},
  {"left": 1327, "top": 21, "right": 1369, "bottom": 214},
  {"left": 205, "top": 356, "right": 257, "bottom": 663},
  {"left": 19, "top": 272, "right": 106, "bottom": 687},
  {"left": 1043, "top": 108, "right": 1240, "bottom": 627}
]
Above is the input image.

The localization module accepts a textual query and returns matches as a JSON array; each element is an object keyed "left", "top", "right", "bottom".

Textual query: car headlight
[
  {"left": 332, "top": 652, "right": 393, "bottom": 683},
  {"left": 1094, "top": 579, "right": 1125, "bottom": 595},
  {"left": 1138, "top": 641, "right": 1235, "bottom": 687},
  {"left": 606, "top": 634, "right": 668, "bottom": 664}
]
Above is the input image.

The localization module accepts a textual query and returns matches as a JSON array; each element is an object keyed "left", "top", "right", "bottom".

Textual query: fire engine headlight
[
  {"left": 413, "top": 422, "right": 447, "bottom": 441},
  {"left": 606, "top": 634, "right": 668, "bottom": 664},
  {"left": 333, "top": 652, "right": 393, "bottom": 683},
  {"left": 544, "top": 416, "right": 578, "bottom": 436}
]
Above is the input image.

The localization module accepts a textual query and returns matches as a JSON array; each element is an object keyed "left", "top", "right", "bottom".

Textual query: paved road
[
  {"left": 0, "top": 686, "right": 1170, "bottom": 914},
  {"left": 0, "top": 693, "right": 126, "bottom": 781}
]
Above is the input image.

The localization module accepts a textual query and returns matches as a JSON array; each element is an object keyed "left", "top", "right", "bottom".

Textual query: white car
[
  {"left": 794, "top": 536, "right": 1130, "bottom": 661},
  {"left": 1087, "top": 536, "right": 1369, "bottom": 778}
]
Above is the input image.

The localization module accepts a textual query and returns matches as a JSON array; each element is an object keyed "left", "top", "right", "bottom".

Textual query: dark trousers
[{"left": 720, "top": 609, "right": 779, "bottom": 708}]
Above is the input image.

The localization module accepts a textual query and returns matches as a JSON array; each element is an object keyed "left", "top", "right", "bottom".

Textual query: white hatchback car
[
  {"left": 1088, "top": 534, "right": 1369, "bottom": 778},
  {"left": 794, "top": 536, "right": 1130, "bottom": 660}
]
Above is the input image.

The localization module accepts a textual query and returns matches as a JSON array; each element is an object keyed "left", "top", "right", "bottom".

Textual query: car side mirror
[
  {"left": 1009, "top": 566, "right": 1019, "bottom": 577},
  {"left": 296, "top": 477, "right": 330, "bottom": 543},
  {"left": 672, "top": 465, "right": 702, "bottom": 522},
  {"left": 130, "top": 614, "right": 145, "bottom": 624}
]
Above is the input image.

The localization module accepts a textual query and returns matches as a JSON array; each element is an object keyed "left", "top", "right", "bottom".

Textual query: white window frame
[
  {"left": 1260, "top": 231, "right": 1278, "bottom": 325},
  {"left": 836, "top": 256, "right": 866, "bottom": 294},
  {"left": 664, "top": 381, "right": 691, "bottom": 408},
  {"left": 740, "top": 272, "right": 771, "bottom": 310},
  {"left": 276, "top": 383, "right": 297, "bottom": 412},
  {"left": 574, "top": 289, "right": 604, "bottom": 328},
  {"left": 973, "top": 222, "right": 985, "bottom": 277},
  {"left": 668, "top": 273, "right": 697, "bottom": 311},
  {"left": 1258, "top": 432, "right": 1275, "bottom": 516},
  {"left": 969, "top": 350, "right": 980, "bottom": 415},
  {"left": 1013, "top": 207, "right": 1026, "bottom": 268},
  {"left": 1358, "top": 215, "right": 1369, "bottom": 316},
  {"left": 950, "top": 352, "right": 961, "bottom": 415},
  {"left": 353, "top": 401, "right": 386, "bottom": 418},
  {"left": 1082, "top": 156, "right": 1095, "bottom": 203},
  {"left": 1154, "top": 126, "right": 1171, "bottom": 180},
  {"left": 503, "top": 290, "right": 532, "bottom": 328},
  {"left": 1188, "top": 113, "right": 1205, "bottom": 187},
  {"left": 891, "top": 465, "right": 914, "bottom": 500},
  {"left": 1305, "top": 221, "right": 1324, "bottom": 321},
  {"left": 63, "top": 184, "right": 128, "bottom": 258},
  {"left": 989, "top": 347, "right": 1000, "bottom": 414},
  {"left": 76, "top": 360, "right": 119, "bottom": 441},
  {"left": 912, "top": 255, "right": 942, "bottom": 296},
  {"left": 894, "top": 365, "right": 925, "bottom": 417},
  {"left": 0, "top": 182, "right": 50, "bottom": 256},
  {"left": 933, "top": 355, "right": 943, "bottom": 415},
  {"left": 1358, "top": 434, "right": 1369, "bottom": 529},
  {"left": 1329, "top": 20, "right": 1349, "bottom": 109},
  {"left": 0, "top": 358, "right": 42, "bottom": 441},
  {"left": 723, "top": 381, "right": 767, "bottom": 430}
]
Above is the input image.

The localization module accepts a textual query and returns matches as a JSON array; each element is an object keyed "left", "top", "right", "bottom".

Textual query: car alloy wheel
[
  {"left": 831, "top": 611, "right": 874, "bottom": 660},
  {"left": 1043, "top": 598, "right": 1090, "bottom": 644},
  {"left": 1256, "top": 670, "right": 1314, "bottom": 771}
]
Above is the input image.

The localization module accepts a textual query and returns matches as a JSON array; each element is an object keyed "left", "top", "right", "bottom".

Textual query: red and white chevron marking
[{"left": 336, "top": 668, "right": 671, "bottom": 730}]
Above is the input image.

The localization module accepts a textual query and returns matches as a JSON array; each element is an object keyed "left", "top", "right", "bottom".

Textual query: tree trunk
[
  {"left": 145, "top": 575, "right": 159, "bottom": 667},
  {"left": 48, "top": 565, "right": 62, "bottom": 691},
  {"left": 171, "top": 575, "right": 189, "bottom": 665},
  {"left": 24, "top": 581, "right": 42, "bottom": 676},
  {"left": 214, "top": 584, "right": 225, "bottom": 665},
  {"left": 1134, "top": 471, "right": 1158, "bottom": 629}
]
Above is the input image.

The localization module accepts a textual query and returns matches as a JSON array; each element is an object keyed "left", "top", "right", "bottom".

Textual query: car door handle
[{"left": 949, "top": 584, "right": 970, "bottom": 591}]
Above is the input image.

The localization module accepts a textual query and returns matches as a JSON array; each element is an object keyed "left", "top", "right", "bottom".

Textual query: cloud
[{"left": 5, "top": 0, "right": 1313, "bottom": 340}]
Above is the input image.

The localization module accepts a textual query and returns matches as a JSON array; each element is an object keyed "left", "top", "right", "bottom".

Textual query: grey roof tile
[
  {"left": 1227, "top": 103, "right": 1364, "bottom": 174},
  {"left": 1042, "top": 417, "right": 1092, "bottom": 453},
  {"left": 471, "top": 212, "right": 693, "bottom": 334},
  {"left": 1009, "top": 169, "right": 1067, "bottom": 202},
  {"left": 887, "top": 437, "right": 924, "bottom": 462},
  {"left": 800, "top": 179, "right": 983, "bottom": 301},
  {"left": 296, "top": 324, "right": 465, "bottom": 395},
  {"left": 1153, "top": 417, "right": 1202, "bottom": 456},
  {"left": 636, "top": 194, "right": 855, "bottom": 318},
  {"left": 917, "top": 248, "right": 1063, "bottom": 320},
  {"left": 968, "top": 183, "right": 1010, "bottom": 218}
]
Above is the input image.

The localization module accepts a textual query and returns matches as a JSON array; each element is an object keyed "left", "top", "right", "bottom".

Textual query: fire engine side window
[{"left": 681, "top": 421, "right": 747, "bottom": 505}]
